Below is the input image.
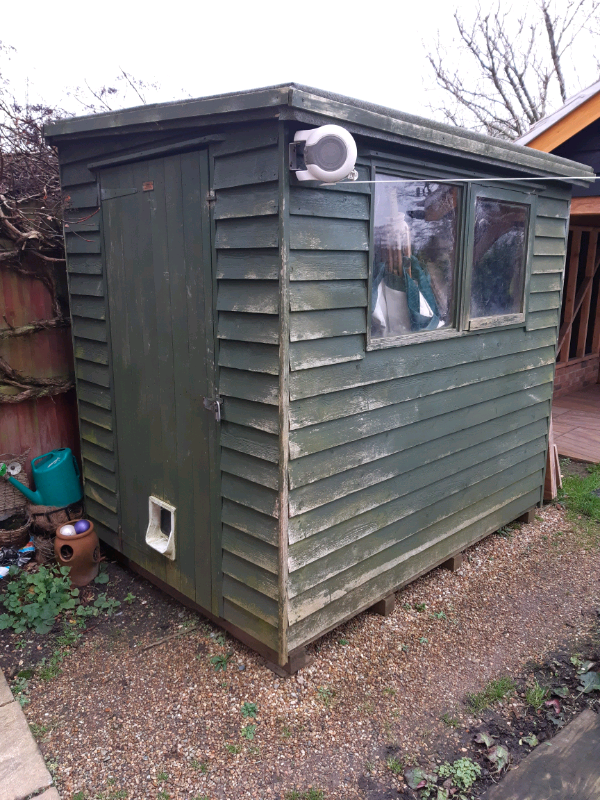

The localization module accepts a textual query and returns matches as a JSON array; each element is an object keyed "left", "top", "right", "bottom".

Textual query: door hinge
[
  {"left": 203, "top": 396, "right": 223, "bottom": 422},
  {"left": 206, "top": 190, "right": 217, "bottom": 204}
]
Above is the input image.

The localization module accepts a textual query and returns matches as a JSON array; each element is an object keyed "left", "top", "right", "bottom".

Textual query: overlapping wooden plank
[
  {"left": 222, "top": 598, "right": 278, "bottom": 650},
  {"left": 531, "top": 254, "right": 566, "bottom": 274},
  {"left": 222, "top": 472, "right": 279, "bottom": 517},
  {"left": 222, "top": 398, "right": 279, "bottom": 433},
  {"left": 64, "top": 183, "right": 99, "bottom": 208},
  {"left": 222, "top": 527, "right": 278, "bottom": 575},
  {"left": 214, "top": 182, "right": 279, "bottom": 219},
  {"left": 85, "top": 479, "right": 117, "bottom": 514},
  {"left": 290, "top": 392, "right": 551, "bottom": 489},
  {"left": 290, "top": 280, "right": 367, "bottom": 311},
  {"left": 216, "top": 250, "right": 280, "bottom": 280},
  {"left": 218, "top": 340, "right": 279, "bottom": 375},
  {"left": 287, "top": 483, "right": 542, "bottom": 642},
  {"left": 288, "top": 429, "right": 546, "bottom": 542},
  {"left": 289, "top": 187, "right": 370, "bottom": 219},
  {"left": 219, "top": 368, "right": 279, "bottom": 405},
  {"left": 534, "top": 237, "right": 566, "bottom": 257},
  {"left": 289, "top": 363, "right": 553, "bottom": 458},
  {"left": 536, "top": 196, "right": 569, "bottom": 219},
  {"left": 66, "top": 255, "right": 103, "bottom": 275},
  {"left": 221, "top": 499, "right": 278, "bottom": 546},
  {"left": 529, "top": 291, "right": 561, "bottom": 312},
  {"left": 290, "top": 325, "right": 555, "bottom": 400},
  {"left": 78, "top": 400, "right": 112, "bottom": 431},
  {"left": 290, "top": 346, "right": 554, "bottom": 429},
  {"left": 529, "top": 273, "right": 562, "bottom": 293},
  {"left": 65, "top": 231, "right": 101, "bottom": 254},
  {"left": 80, "top": 419, "right": 114, "bottom": 452},
  {"left": 213, "top": 146, "right": 279, "bottom": 189},
  {"left": 215, "top": 216, "right": 279, "bottom": 249},
  {"left": 289, "top": 250, "right": 369, "bottom": 281},
  {"left": 69, "top": 274, "right": 104, "bottom": 296},
  {"left": 527, "top": 308, "right": 560, "bottom": 331},
  {"left": 535, "top": 217, "right": 567, "bottom": 238},
  {"left": 290, "top": 308, "right": 366, "bottom": 341},
  {"left": 74, "top": 337, "right": 108, "bottom": 365},
  {"left": 221, "top": 448, "right": 279, "bottom": 490},
  {"left": 81, "top": 439, "right": 115, "bottom": 471},
  {"left": 218, "top": 312, "right": 279, "bottom": 344},
  {"left": 76, "top": 380, "right": 111, "bottom": 410},
  {"left": 220, "top": 421, "right": 279, "bottom": 463},
  {"left": 289, "top": 411, "right": 549, "bottom": 516},
  {"left": 83, "top": 459, "right": 117, "bottom": 493},
  {"left": 85, "top": 497, "right": 118, "bottom": 532},
  {"left": 289, "top": 217, "right": 369, "bottom": 251},
  {"left": 222, "top": 551, "right": 279, "bottom": 600},
  {"left": 75, "top": 360, "right": 110, "bottom": 388},
  {"left": 72, "top": 317, "right": 107, "bottom": 343},
  {"left": 290, "top": 335, "right": 364, "bottom": 370},
  {"left": 70, "top": 296, "right": 106, "bottom": 320},
  {"left": 223, "top": 575, "right": 278, "bottom": 626},
  {"left": 217, "top": 281, "right": 279, "bottom": 313}
]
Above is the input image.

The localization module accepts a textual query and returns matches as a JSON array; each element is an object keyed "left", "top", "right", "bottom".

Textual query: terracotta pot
[{"left": 54, "top": 519, "right": 100, "bottom": 586}]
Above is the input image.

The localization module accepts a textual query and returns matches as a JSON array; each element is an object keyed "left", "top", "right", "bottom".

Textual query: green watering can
[{"left": 1, "top": 448, "right": 82, "bottom": 507}]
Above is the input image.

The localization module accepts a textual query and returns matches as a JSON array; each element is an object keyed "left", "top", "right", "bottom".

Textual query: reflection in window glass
[
  {"left": 371, "top": 176, "right": 459, "bottom": 340},
  {"left": 470, "top": 198, "right": 529, "bottom": 319}
]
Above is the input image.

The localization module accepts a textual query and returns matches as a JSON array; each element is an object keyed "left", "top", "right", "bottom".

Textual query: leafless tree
[{"left": 426, "top": 0, "right": 600, "bottom": 140}]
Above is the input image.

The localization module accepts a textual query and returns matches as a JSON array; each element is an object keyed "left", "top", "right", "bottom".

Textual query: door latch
[{"left": 203, "top": 396, "right": 223, "bottom": 422}]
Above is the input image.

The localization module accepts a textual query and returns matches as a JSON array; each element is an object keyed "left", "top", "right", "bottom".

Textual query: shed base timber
[
  {"left": 369, "top": 594, "right": 395, "bottom": 616},
  {"left": 441, "top": 553, "right": 463, "bottom": 572},
  {"left": 517, "top": 507, "right": 537, "bottom": 524}
]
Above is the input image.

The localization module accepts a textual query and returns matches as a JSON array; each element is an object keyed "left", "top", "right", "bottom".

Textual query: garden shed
[{"left": 45, "top": 84, "right": 593, "bottom": 670}]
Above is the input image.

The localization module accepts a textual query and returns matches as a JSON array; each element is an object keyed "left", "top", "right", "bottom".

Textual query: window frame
[
  {"left": 461, "top": 184, "right": 536, "bottom": 333},
  {"left": 366, "top": 165, "right": 537, "bottom": 350},
  {"left": 366, "top": 163, "right": 467, "bottom": 351}
]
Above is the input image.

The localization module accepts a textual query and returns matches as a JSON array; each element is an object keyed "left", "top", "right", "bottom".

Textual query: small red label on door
[{"left": 142, "top": 181, "right": 154, "bottom": 192}]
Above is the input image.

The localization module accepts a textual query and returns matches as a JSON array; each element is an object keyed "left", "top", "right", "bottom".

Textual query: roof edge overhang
[{"left": 45, "top": 82, "right": 595, "bottom": 185}]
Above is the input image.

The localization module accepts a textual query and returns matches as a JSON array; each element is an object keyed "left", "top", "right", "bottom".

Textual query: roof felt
[
  {"left": 45, "top": 83, "right": 594, "bottom": 182},
  {"left": 517, "top": 78, "right": 600, "bottom": 146}
]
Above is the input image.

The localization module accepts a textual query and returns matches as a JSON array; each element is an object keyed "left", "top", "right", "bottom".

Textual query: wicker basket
[
  {"left": 0, "top": 508, "right": 32, "bottom": 550},
  {"left": 0, "top": 450, "right": 31, "bottom": 517},
  {"left": 30, "top": 502, "right": 84, "bottom": 534}
]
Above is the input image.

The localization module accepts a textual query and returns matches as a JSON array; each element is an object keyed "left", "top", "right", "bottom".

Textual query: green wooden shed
[{"left": 45, "top": 84, "right": 593, "bottom": 671}]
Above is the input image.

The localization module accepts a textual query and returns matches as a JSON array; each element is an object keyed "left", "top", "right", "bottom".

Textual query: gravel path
[{"left": 12, "top": 503, "right": 600, "bottom": 800}]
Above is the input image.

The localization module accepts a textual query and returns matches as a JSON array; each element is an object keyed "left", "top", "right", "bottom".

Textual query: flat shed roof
[{"left": 45, "top": 83, "right": 594, "bottom": 183}]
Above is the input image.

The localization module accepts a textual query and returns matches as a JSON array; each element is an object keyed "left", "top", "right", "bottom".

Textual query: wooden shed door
[{"left": 101, "top": 150, "right": 216, "bottom": 609}]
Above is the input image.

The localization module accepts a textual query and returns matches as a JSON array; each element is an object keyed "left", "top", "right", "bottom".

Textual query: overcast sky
[{"left": 1, "top": 0, "right": 596, "bottom": 125}]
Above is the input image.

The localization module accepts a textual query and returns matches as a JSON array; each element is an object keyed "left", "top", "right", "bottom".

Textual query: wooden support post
[
  {"left": 370, "top": 593, "right": 395, "bottom": 617},
  {"left": 441, "top": 553, "right": 463, "bottom": 572},
  {"left": 576, "top": 231, "right": 598, "bottom": 358},
  {"left": 517, "top": 507, "right": 537, "bottom": 524},
  {"left": 559, "top": 229, "right": 582, "bottom": 363},
  {"left": 265, "top": 646, "right": 314, "bottom": 677}
]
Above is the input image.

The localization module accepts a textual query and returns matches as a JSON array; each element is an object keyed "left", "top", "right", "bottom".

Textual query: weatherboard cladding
[{"left": 48, "top": 85, "right": 582, "bottom": 662}]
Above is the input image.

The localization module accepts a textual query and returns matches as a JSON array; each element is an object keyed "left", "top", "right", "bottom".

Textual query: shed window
[
  {"left": 371, "top": 176, "right": 460, "bottom": 340},
  {"left": 469, "top": 197, "right": 530, "bottom": 326}
]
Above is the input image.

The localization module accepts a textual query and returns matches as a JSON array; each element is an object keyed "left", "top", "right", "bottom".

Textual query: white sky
[{"left": 0, "top": 0, "right": 596, "bottom": 124}]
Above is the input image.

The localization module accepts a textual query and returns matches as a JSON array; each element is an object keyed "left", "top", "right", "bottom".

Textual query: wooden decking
[{"left": 552, "top": 384, "right": 600, "bottom": 463}]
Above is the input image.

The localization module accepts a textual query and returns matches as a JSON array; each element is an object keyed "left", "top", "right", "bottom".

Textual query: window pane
[
  {"left": 371, "top": 177, "right": 459, "bottom": 340},
  {"left": 470, "top": 198, "right": 529, "bottom": 319}
]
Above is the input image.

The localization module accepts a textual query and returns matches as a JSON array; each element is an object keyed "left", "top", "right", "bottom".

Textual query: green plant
[
  {"left": 241, "top": 701, "right": 258, "bottom": 718},
  {"left": 441, "top": 712, "right": 459, "bottom": 727},
  {"left": 157, "top": 791, "right": 170, "bottom": 800},
  {"left": 210, "top": 654, "right": 232, "bottom": 672},
  {"left": 29, "top": 722, "right": 48, "bottom": 739},
  {"left": 414, "top": 602, "right": 427, "bottom": 612},
  {"left": 124, "top": 593, "right": 137, "bottom": 604},
  {"left": 383, "top": 686, "right": 397, "bottom": 696},
  {"left": 190, "top": 759, "right": 208, "bottom": 773},
  {"left": 73, "top": 793, "right": 86, "bottom": 800},
  {"left": 0, "top": 566, "right": 79, "bottom": 634},
  {"left": 285, "top": 790, "right": 324, "bottom": 800},
  {"left": 156, "top": 771, "right": 169, "bottom": 782},
  {"left": 224, "top": 743, "right": 241, "bottom": 754},
  {"left": 241, "top": 723, "right": 257, "bottom": 740},
  {"left": 386, "top": 756, "right": 404, "bottom": 774},
  {"left": 525, "top": 680, "right": 549, "bottom": 709},
  {"left": 94, "top": 567, "right": 110, "bottom": 584},
  {"left": 559, "top": 465, "right": 600, "bottom": 524},
  {"left": 467, "top": 676, "right": 516, "bottom": 712},
  {"left": 11, "top": 675, "right": 30, "bottom": 707},
  {"left": 419, "top": 637, "right": 429, "bottom": 645},
  {"left": 338, "top": 638, "right": 349, "bottom": 645},
  {"left": 438, "top": 758, "right": 481, "bottom": 792},
  {"left": 316, "top": 686, "right": 335, "bottom": 707}
]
